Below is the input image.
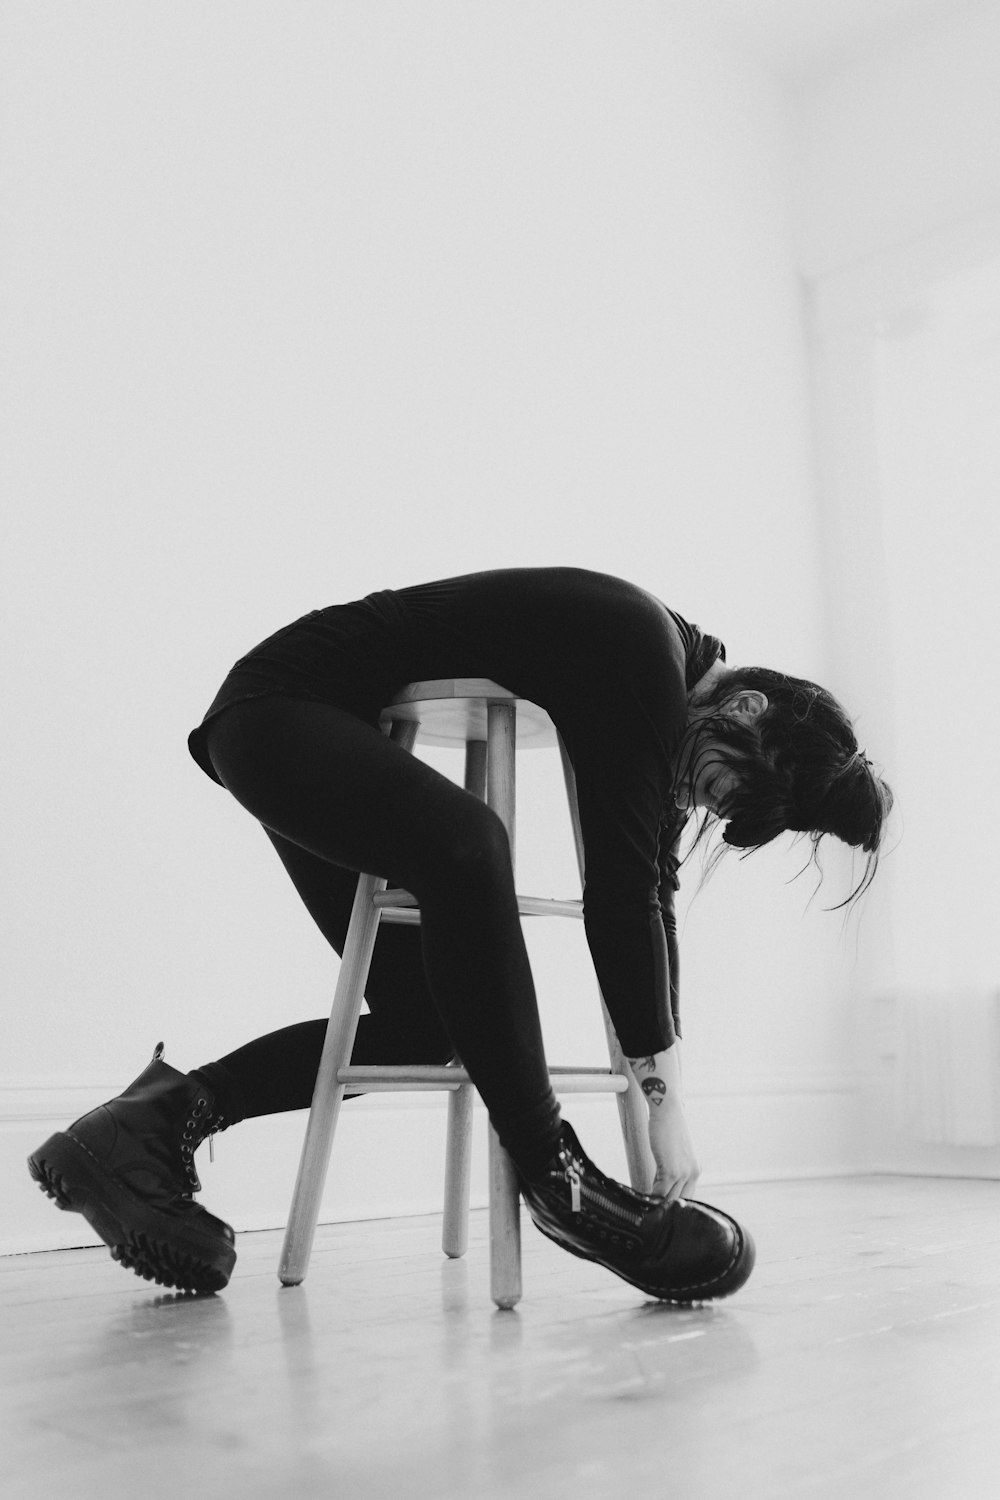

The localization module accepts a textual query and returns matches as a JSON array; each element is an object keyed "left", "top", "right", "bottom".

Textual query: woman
[{"left": 29, "top": 568, "right": 892, "bottom": 1301}]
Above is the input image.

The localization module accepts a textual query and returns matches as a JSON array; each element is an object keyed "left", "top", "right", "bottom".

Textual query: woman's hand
[
  {"left": 627, "top": 1046, "right": 701, "bottom": 1201},
  {"left": 646, "top": 1094, "right": 701, "bottom": 1200}
]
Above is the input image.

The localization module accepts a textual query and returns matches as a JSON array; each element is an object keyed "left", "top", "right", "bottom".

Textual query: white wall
[
  {"left": 4, "top": 1, "right": 849, "bottom": 1253},
  {"left": 793, "top": 0, "right": 1000, "bottom": 278},
  {"left": 794, "top": 2, "right": 1000, "bottom": 1172}
]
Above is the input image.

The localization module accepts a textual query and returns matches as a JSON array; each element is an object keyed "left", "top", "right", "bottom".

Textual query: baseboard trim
[
  {"left": 4, "top": 1072, "right": 865, "bottom": 1256},
  {"left": 0, "top": 1066, "right": 861, "bottom": 1121}
]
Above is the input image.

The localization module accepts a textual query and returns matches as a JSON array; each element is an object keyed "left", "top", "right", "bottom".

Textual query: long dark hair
[{"left": 676, "top": 667, "right": 894, "bottom": 909}]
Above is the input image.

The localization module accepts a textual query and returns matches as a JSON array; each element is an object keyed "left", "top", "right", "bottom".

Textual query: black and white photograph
[{"left": 3, "top": 2, "right": 999, "bottom": 1496}]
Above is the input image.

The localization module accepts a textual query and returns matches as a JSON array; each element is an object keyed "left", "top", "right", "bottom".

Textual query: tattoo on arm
[{"left": 628, "top": 1056, "right": 667, "bottom": 1107}]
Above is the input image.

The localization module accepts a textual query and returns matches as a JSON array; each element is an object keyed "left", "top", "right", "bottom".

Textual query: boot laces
[{"left": 179, "top": 1096, "right": 228, "bottom": 1192}]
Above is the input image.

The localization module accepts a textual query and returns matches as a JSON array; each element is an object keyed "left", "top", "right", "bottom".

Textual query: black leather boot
[
  {"left": 518, "top": 1121, "right": 755, "bottom": 1302},
  {"left": 28, "top": 1043, "right": 237, "bottom": 1294}
]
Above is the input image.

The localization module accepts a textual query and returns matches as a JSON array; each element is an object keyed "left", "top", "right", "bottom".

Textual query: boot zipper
[
  {"left": 582, "top": 1183, "right": 645, "bottom": 1228},
  {"left": 559, "top": 1151, "right": 646, "bottom": 1228},
  {"left": 566, "top": 1162, "right": 582, "bottom": 1214}
]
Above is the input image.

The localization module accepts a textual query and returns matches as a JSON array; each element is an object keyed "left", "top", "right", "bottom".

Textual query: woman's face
[
  {"left": 674, "top": 742, "right": 743, "bottom": 815},
  {"left": 676, "top": 688, "right": 767, "bottom": 816}
]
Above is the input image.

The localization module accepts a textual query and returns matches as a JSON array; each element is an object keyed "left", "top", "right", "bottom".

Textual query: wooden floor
[{"left": 3, "top": 1175, "right": 1000, "bottom": 1500}]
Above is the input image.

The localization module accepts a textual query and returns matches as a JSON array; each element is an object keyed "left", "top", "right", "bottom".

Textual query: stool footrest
[
  {"left": 338, "top": 1065, "right": 628, "bottom": 1094},
  {"left": 374, "top": 890, "right": 583, "bottom": 922}
]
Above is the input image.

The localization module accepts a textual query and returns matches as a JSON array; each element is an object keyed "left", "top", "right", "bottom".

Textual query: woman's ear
[{"left": 728, "top": 689, "right": 768, "bottom": 723}]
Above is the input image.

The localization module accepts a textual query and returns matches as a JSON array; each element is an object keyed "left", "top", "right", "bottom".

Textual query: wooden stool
[{"left": 277, "top": 679, "right": 653, "bottom": 1308}]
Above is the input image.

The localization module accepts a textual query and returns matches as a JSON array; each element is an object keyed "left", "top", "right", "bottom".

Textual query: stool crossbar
[{"left": 278, "top": 679, "right": 653, "bottom": 1308}]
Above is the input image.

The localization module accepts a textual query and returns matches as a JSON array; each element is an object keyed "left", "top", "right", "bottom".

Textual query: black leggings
[{"left": 197, "top": 694, "right": 562, "bottom": 1176}]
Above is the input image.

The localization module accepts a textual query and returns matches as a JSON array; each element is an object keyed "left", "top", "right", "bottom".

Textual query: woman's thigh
[{"left": 202, "top": 694, "right": 510, "bottom": 895}]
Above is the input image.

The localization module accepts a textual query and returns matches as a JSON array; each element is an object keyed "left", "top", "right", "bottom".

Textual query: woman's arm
[
  {"left": 567, "top": 742, "right": 699, "bottom": 1196},
  {"left": 630, "top": 817, "right": 700, "bottom": 1199},
  {"left": 657, "top": 813, "right": 685, "bottom": 1040}
]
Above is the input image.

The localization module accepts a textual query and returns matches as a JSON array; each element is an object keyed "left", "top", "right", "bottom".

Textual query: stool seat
[{"left": 381, "top": 679, "right": 557, "bottom": 748}]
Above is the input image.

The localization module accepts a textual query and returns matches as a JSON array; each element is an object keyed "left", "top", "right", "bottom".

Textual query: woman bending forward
[{"left": 30, "top": 568, "right": 892, "bottom": 1302}]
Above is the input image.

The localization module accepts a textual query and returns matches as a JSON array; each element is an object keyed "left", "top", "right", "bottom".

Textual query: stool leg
[
  {"left": 440, "top": 736, "right": 487, "bottom": 1261},
  {"left": 557, "top": 734, "right": 655, "bottom": 1192},
  {"left": 488, "top": 1125, "right": 522, "bottom": 1310},
  {"left": 278, "top": 715, "right": 418, "bottom": 1288},
  {"left": 442, "top": 1083, "right": 474, "bottom": 1258},
  {"left": 278, "top": 868, "right": 387, "bottom": 1286},
  {"left": 486, "top": 701, "right": 523, "bottom": 1308}
]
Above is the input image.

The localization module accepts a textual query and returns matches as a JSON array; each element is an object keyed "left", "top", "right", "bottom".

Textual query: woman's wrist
[
  {"left": 628, "top": 1046, "right": 700, "bottom": 1199},
  {"left": 626, "top": 1045, "right": 683, "bottom": 1109}
]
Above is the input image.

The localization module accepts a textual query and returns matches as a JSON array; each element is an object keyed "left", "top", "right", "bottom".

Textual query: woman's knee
[{"left": 415, "top": 801, "right": 514, "bottom": 899}]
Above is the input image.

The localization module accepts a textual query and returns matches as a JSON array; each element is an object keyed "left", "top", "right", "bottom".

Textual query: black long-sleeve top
[{"left": 188, "top": 567, "right": 725, "bottom": 1056}]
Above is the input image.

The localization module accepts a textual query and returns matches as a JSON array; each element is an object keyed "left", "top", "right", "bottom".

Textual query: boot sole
[
  {"left": 529, "top": 1210, "right": 756, "bottom": 1303},
  {"left": 27, "top": 1132, "right": 236, "bottom": 1294}
]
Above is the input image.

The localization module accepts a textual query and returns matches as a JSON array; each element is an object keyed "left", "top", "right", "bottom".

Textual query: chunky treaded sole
[
  {"left": 528, "top": 1210, "right": 756, "bottom": 1303},
  {"left": 27, "top": 1133, "right": 236, "bottom": 1295}
]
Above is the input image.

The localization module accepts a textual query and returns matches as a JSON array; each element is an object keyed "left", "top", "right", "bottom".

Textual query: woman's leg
[
  {"left": 201, "top": 695, "right": 562, "bottom": 1175},
  {"left": 203, "top": 830, "right": 454, "bottom": 1118}
]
